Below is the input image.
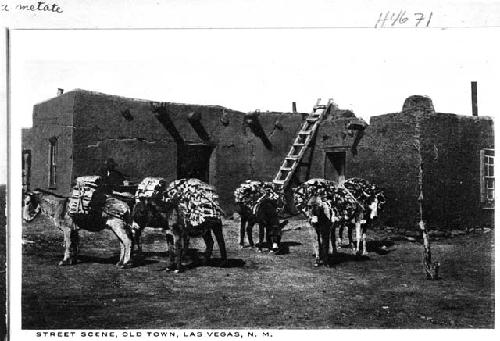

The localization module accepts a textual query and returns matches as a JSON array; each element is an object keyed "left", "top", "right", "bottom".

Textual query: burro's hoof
[
  {"left": 165, "top": 265, "right": 179, "bottom": 272},
  {"left": 119, "top": 262, "right": 134, "bottom": 269},
  {"left": 199, "top": 255, "right": 211, "bottom": 266},
  {"left": 59, "top": 258, "right": 77, "bottom": 266}
]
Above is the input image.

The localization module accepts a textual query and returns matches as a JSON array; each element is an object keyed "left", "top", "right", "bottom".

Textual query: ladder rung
[{"left": 272, "top": 99, "right": 328, "bottom": 189}]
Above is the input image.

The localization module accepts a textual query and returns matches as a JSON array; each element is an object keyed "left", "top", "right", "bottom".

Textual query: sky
[{"left": 3, "top": 9, "right": 500, "bottom": 186}]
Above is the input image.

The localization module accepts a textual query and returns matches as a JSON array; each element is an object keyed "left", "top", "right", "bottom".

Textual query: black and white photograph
[{"left": 2, "top": 1, "right": 499, "bottom": 340}]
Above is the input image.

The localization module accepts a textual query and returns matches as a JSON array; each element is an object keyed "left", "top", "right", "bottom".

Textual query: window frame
[{"left": 480, "top": 148, "right": 494, "bottom": 209}]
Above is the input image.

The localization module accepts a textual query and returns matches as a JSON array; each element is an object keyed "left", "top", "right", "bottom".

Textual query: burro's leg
[
  {"left": 131, "top": 221, "right": 143, "bottom": 256},
  {"left": 246, "top": 219, "right": 255, "bottom": 248},
  {"left": 167, "top": 224, "right": 185, "bottom": 273},
  {"left": 239, "top": 216, "right": 246, "bottom": 247},
  {"left": 362, "top": 223, "right": 368, "bottom": 255},
  {"left": 307, "top": 223, "right": 321, "bottom": 267},
  {"left": 58, "top": 224, "right": 79, "bottom": 266},
  {"left": 355, "top": 220, "right": 362, "bottom": 255},
  {"left": 212, "top": 220, "right": 228, "bottom": 266},
  {"left": 108, "top": 218, "right": 133, "bottom": 268},
  {"left": 337, "top": 222, "right": 343, "bottom": 250},
  {"left": 319, "top": 225, "right": 331, "bottom": 266},
  {"left": 347, "top": 222, "right": 356, "bottom": 253},
  {"left": 258, "top": 223, "right": 265, "bottom": 252},
  {"left": 330, "top": 223, "right": 337, "bottom": 254},
  {"left": 201, "top": 229, "right": 214, "bottom": 264},
  {"left": 165, "top": 231, "right": 175, "bottom": 271}
]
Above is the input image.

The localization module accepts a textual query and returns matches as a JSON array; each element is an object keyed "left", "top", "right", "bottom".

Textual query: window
[
  {"left": 480, "top": 148, "right": 494, "bottom": 208},
  {"left": 48, "top": 137, "right": 57, "bottom": 189}
]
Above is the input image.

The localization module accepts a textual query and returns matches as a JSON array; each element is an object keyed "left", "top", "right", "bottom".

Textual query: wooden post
[{"left": 415, "top": 113, "right": 440, "bottom": 280}]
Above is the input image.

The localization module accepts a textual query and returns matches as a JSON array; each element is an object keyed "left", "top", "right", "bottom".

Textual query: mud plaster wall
[
  {"left": 23, "top": 90, "right": 309, "bottom": 211},
  {"left": 349, "top": 109, "right": 494, "bottom": 230},
  {"left": 347, "top": 112, "right": 421, "bottom": 229},
  {"left": 22, "top": 93, "right": 76, "bottom": 195},
  {"left": 421, "top": 113, "right": 494, "bottom": 228},
  {"left": 306, "top": 117, "right": 364, "bottom": 179}
]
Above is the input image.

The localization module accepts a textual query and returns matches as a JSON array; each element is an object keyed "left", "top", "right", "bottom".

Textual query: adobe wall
[
  {"left": 347, "top": 112, "right": 421, "bottom": 229},
  {"left": 25, "top": 90, "right": 308, "bottom": 211},
  {"left": 348, "top": 105, "right": 495, "bottom": 230},
  {"left": 421, "top": 113, "right": 494, "bottom": 229},
  {"left": 22, "top": 93, "right": 76, "bottom": 196}
]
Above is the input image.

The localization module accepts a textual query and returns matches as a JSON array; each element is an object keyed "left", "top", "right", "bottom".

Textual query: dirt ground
[{"left": 21, "top": 214, "right": 494, "bottom": 329}]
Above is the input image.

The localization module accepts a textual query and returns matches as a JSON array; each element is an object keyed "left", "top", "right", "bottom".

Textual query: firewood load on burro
[
  {"left": 132, "top": 176, "right": 169, "bottom": 255},
  {"left": 132, "top": 177, "right": 227, "bottom": 273},
  {"left": 341, "top": 177, "right": 386, "bottom": 255},
  {"left": 293, "top": 178, "right": 364, "bottom": 267},
  {"left": 234, "top": 180, "right": 288, "bottom": 253},
  {"left": 23, "top": 176, "right": 136, "bottom": 269}
]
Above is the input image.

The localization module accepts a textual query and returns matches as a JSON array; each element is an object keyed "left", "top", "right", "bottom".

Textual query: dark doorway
[
  {"left": 22, "top": 149, "right": 31, "bottom": 192},
  {"left": 324, "top": 151, "right": 346, "bottom": 184},
  {"left": 177, "top": 144, "right": 214, "bottom": 183}
]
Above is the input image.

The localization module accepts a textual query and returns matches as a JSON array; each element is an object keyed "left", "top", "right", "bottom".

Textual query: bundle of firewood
[
  {"left": 165, "top": 178, "right": 224, "bottom": 226},
  {"left": 135, "top": 177, "right": 168, "bottom": 199},
  {"left": 68, "top": 176, "right": 103, "bottom": 214},
  {"left": 234, "top": 180, "right": 284, "bottom": 213},
  {"left": 344, "top": 177, "right": 385, "bottom": 211}
]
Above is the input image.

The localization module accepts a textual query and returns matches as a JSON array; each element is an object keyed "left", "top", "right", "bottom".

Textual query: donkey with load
[{"left": 23, "top": 176, "right": 136, "bottom": 268}]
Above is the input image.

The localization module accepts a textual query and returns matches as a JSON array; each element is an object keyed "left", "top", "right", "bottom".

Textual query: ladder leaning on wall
[{"left": 272, "top": 98, "right": 333, "bottom": 190}]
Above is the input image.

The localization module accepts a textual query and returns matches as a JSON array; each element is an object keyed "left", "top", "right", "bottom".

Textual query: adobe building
[
  {"left": 22, "top": 90, "right": 494, "bottom": 230},
  {"left": 21, "top": 89, "right": 365, "bottom": 213},
  {"left": 348, "top": 95, "right": 494, "bottom": 230}
]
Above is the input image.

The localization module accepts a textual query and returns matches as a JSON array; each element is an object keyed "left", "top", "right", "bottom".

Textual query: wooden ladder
[{"left": 272, "top": 98, "right": 333, "bottom": 189}]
